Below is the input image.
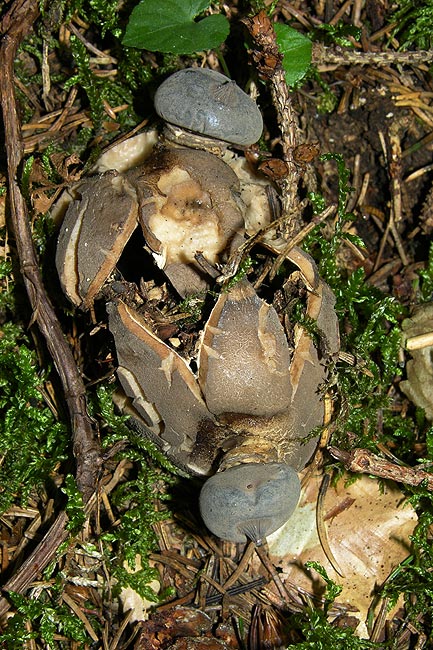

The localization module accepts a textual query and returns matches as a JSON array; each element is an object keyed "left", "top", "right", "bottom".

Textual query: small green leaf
[
  {"left": 122, "top": 0, "right": 230, "bottom": 54},
  {"left": 274, "top": 23, "right": 312, "bottom": 87}
]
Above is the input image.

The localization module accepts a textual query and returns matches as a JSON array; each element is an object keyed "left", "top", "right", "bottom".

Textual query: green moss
[
  {"left": 62, "top": 474, "right": 86, "bottom": 532},
  {"left": 91, "top": 384, "right": 176, "bottom": 599},
  {"left": 379, "top": 495, "right": 433, "bottom": 635},
  {"left": 287, "top": 609, "right": 385, "bottom": 649},
  {"left": 0, "top": 591, "right": 91, "bottom": 647},
  {"left": 303, "top": 155, "right": 410, "bottom": 457},
  {"left": 287, "top": 564, "right": 385, "bottom": 648},
  {"left": 312, "top": 21, "right": 361, "bottom": 47},
  {"left": 390, "top": 0, "right": 433, "bottom": 49},
  {"left": 0, "top": 321, "right": 68, "bottom": 513},
  {"left": 225, "top": 255, "right": 254, "bottom": 289},
  {"left": 101, "top": 457, "right": 172, "bottom": 600}
]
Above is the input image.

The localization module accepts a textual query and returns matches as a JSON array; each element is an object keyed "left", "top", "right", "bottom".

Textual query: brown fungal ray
[
  {"left": 198, "top": 279, "right": 292, "bottom": 417},
  {"left": 56, "top": 172, "right": 139, "bottom": 308},
  {"left": 127, "top": 147, "right": 246, "bottom": 297},
  {"left": 284, "top": 280, "right": 338, "bottom": 469},
  {"left": 107, "top": 300, "right": 215, "bottom": 472}
]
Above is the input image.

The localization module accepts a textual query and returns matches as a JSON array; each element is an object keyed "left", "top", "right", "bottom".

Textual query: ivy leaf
[
  {"left": 122, "top": 0, "right": 230, "bottom": 54},
  {"left": 274, "top": 23, "right": 312, "bottom": 87}
]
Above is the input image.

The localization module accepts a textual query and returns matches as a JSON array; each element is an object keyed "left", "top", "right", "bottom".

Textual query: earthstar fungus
[{"left": 55, "top": 68, "right": 340, "bottom": 542}]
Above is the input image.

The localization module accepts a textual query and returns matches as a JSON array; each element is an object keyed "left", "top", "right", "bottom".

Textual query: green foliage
[
  {"left": 21, "top": 155, "right": 35, "bottom": 201},
  {"left": 287, "top": 608, "right": 384, "bottom": 649},
  {"left": 0, "top": 322, "right": 68, "bottom": 513},
  {"left": 179, "top": 294, "right": 207, "bottom": 322},
  {"left": 305, "top": 154, "right": 411, "bottom": 455},
  {"left": 313, "top": 21, "right": 361, "bottom": 47},
  {"left": 93, "top": 384, "right": 178, "bottom": 473},
  {"left": 0, "top": 257, "right": 14, "bottom": 312},
  {"left": 225, "top": 256, "right": 254, "bottom": 289},
  {"left": 102, "top": 459, "right": 171, "bottom": 599},
  {"left": 62, "top": 474, "right": 86, "bottom": 532},
  {"left": 305, "top": 561, "right": 343, "bottom": 612},
  {"left": 33, "top": 211, "right": 58, "bottom": 256},
  {"left": 391, "top": 0, "right": 433, "bottom": 49},
  {"left": 308, "top": 68, "right": 338, "bottom": 114},
  {"left": 117, "top": 46, "right": 154, "bottom": 90},
  {"left": 64, "top": 35, "right": 105, "bottom": 129},
  {"left": 64, "top": 35, "right": 136, "bottom": 131},
  {"left": 0, "top": 591, "right": 90, "bottom": 647},
  {"left": 109, "top": 458, "right": 172, "bottom": 557},
  {"left": 287, "top": 564, "right": 383, "bottom": 648},
  {"left": 92, "top": 385, "right": 176, "bottom": 599},
  {"left": 380, "top": 492, "right": 433, "bottom": 632},
  {"left": 274, "top": 23, "right": 312, "bottom": 87},
  {"left": 123, "top": 0, "right": 230, "bottom": 54},
  {"left": 60, "top": 0, "right": 122, "bottom": 38},
  {"left": 248, "top": 0, "right": 279, "bottom": 13}
]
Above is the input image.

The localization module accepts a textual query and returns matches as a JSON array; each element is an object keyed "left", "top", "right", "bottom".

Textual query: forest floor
[{"left": 2, "top": 0, "right": 433, "bottom": 648}]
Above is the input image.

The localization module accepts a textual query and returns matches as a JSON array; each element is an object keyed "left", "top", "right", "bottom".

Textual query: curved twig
[
  {"left": 0, "top": 512, "right": 69, "bottom": 619},
  {"left": 328, "top": 446, "right": 433, "bottom": 490},
  {"left": 0, "top": 0, "right": 103, "bottom": 615},
  {"left": 0, "top": 0, "right": 102, "bottom": 501}
]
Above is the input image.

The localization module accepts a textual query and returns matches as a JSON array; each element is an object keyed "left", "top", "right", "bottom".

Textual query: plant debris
[{"left": 2, "top": 0, "right": 433, "bottom": 647}]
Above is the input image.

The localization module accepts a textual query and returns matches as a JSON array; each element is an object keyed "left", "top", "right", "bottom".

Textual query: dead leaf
[{"left": 265, "top": 471, "right": 417, "bottom": 637}]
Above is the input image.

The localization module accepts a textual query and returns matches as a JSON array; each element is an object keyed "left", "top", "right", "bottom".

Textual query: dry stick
[
  {"left": 268, "top": 69, "right": 301, "bottom": 215},
  {"left": 328, "top": 447, "right": 433, "bottom": 490},
  {"left": 374, "top": 130, "right": 408, "bottom": 270},
  {"left": 0, "top": 512, "right": 69, "bottom": 619},
  {"left": 1, "top": 0, "right": 101, "bottom": 501},
  {"left": 316, "top": 473, "right": 345, "bottom": 578},
  {"left": 0, "top": 0, "right": 102, "bottom": 613},
  {"left": 243, "top": 11, "right": 302, "bottom": 216},
  {"left": 268, "top": 205, "right": 336, "bottom": 280},
  {"left": 312, "top": 43, "right": 433, "bottom": 67},
  {"left": 255, "top": 543, "right": 292, "bottom": 604},
  {"left": 223, "top": 540, "right": 256, "bottom": 591},
  {"left": 388, "top": 119, "right": 409, "bottom": 266}
]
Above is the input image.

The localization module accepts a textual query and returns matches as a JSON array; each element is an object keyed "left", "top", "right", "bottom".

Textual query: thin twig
[
  {"left": 223, "top": 540, "right": 256, "bottom": 591},
  {"left": 243, "top": 11, "right": 303, "bottom": 215},
  {"left": 316, "top": 474, "right": 345, "bottom": 577},
  {"left": 312, "top": 43, "right": 433, "bottom": 67},
  {"left": 0, "top": 511, "right": 69, "bottom": 618},
  {"left": 269, "top": 205, "right": 336, "bottom": 280},
  {"left": 254, "top": 544, "right": 290, "bottom": 602},
  {"left": 68, "top": 21, "right": 117, "bottom": 63},
  {"left": 328, "top": 446, "right": 433, "bottom": 490},
  {"left": 0, "top": 0, "right": 102, "bottom": 502},
  {"left": 0, "top": 0, "right": 103, "bottom": 616}
]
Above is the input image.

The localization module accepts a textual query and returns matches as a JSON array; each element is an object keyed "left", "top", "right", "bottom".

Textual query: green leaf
[
  {"left": 274, "top": 23, "right": 312, "bottom": 87},
  {"left": 122, "top": 0, "right": 230, "bottom": 54}
]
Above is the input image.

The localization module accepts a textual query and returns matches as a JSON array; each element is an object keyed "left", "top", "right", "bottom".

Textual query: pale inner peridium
[{"left": 149, "top": 167, "right": 223, "bottom": 265}]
